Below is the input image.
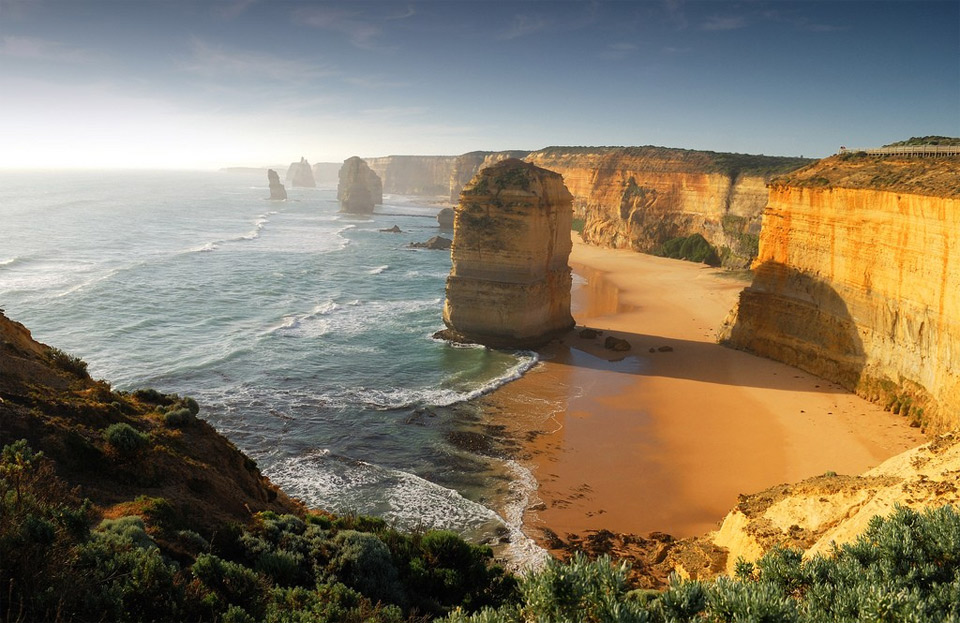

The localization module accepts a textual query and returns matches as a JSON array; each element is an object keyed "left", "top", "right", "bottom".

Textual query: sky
[{"left": 0, "top": 0, "right": 957, "bottom": 169}]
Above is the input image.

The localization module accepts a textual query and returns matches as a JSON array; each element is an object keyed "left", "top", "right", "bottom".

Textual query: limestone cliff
[
  {"left": 267, "top": 168, "right": 287, "bottom": 200},
  {"left": 311, "top": 162, "right": 341, "bottom": 186},
  {"left": 721, "top": 155, "right": 960, "bottom": 433},
  {"left": 365, "top": 155, "right": 457, "bottom": 195},
  {"left": 337, "top": 156, "right": 383, "bottom": 214},
  {"left": 525, "top": 147, "right": 811, "bottom": 268},
  {"left": 440, "top": 159, "right": 575, "bottom": 348},
  {"left": 286, "top": 157, "right": 317, "bottom": 188}
]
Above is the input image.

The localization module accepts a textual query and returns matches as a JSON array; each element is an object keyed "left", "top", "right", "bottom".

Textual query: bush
[
  {"left": 132, "top": 388, "right": 173, "bottom": 405},
  {"left": 164, "top": 407, "right": 196, "bottom": 428},
  {"left": 103, "top": 422, "right": 149, "bottom": 456},
  {"left": 331, "top": 530, "right": 404, "bottom": 606},
  {"left": 47, "top": 347, "right": 89, "bottom": 378},
  {"left": 655, "top": 233, "right": 721, "bottom": 266}
]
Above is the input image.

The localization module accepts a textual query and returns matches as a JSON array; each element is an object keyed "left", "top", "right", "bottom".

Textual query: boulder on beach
[{"left": 604, "top": 336, "right": 631, "bottom": 352}]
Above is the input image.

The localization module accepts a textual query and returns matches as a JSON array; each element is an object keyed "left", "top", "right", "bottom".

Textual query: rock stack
[
  {"left": 337, "top": 157, "right": 383, "bottom": 214},
  {"left": 438, "top": 159, "right": 575, "bottom": 348},
  {"left": 286, "top": 157, "right": 317, "bottom": 188},
  {"left": 267, "top": 169, "right": 287, "bottom": 200}
]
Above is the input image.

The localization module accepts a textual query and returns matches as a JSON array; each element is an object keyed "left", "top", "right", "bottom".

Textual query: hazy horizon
[{"left": 1, "top": 0, "right": 957, "bottom": 170}]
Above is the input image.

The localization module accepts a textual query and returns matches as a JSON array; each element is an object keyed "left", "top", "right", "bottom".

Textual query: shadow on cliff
[{"left": 554, "top": 261, "right": 867, "bottom": 394}]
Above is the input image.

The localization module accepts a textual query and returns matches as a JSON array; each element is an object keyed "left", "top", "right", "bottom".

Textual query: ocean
[{"left": 0, "top": 169, "right": 548, "bottom": 567}]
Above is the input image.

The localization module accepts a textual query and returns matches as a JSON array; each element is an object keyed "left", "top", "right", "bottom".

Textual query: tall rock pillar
[{"left": 439, "top": 159, "right": 575, "bottom": 348}]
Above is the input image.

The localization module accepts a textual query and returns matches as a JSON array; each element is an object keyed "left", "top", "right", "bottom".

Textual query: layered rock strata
[
  {"left": 525, "top": 147, "right": 810, "bottom": 268},
  {"left": 439, "top": 159, "right": 575, "bottom": 348},
  {"left": 337, "top": 156, "right": 383, "bottom": 214},
  {"left": 286, "top": 157, "right": 317, "bottom": 187},
  {"left": 267, "top": 169, "right": 287, "bottom": 200},
  {"left": 721, "top": 156, "right": 960, "bottom": 432}
]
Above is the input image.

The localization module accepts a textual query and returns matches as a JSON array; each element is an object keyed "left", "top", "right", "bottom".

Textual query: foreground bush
[{"left": 4, "top": 438, "right": 958, "bottom": 623}]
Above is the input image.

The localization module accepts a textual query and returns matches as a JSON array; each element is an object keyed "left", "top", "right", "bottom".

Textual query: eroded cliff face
[
  {"left": 337, "top": 156, "right": 383, "bottom": 214},
  {"left": 440, "top": 159, "right": 574, "bottom": 348},
  {"left": 365, "top": 155, "right": 457, "bottom": 195},
  {"left": 721, "top": 157, "right": 960, "bottom": 432},
  {"left": 524, "top": 147, "right": 809, "bottom": 268},
  {"left": 448, "top": 151, "right": 531, "bottom": 202}
]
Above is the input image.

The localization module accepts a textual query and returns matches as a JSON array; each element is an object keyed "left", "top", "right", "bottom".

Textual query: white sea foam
[
  {"left": 368, "top": 265, "right": 389, "bottom": 275},
  {"left": 0, "top": 257, "right": 23, "bottom": 268},
  {"left": 266, "top": 451, "right": 548, "bottom": 571}
]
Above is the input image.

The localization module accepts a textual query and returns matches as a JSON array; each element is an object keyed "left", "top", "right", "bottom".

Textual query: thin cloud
[
  {"left": 700, "top": 15, "right": 747, "bottom": 31},
  {"left": 499, "top": 14, "right": 547, "bottom": 40},
  {"left": 599, "top": 42, "right": 639, "bottom": 60},
  {"left": 295, "top": 6, "right": 386, "bottom": 50},
  {"left": 663, "top": 0, "right": 688, "bottom": 30},
  {"left": 0, "top": 35, "right": 97, "bottom": 64},
  {"left": 181, "top": 39, "right": 336, "bottom": 83}
]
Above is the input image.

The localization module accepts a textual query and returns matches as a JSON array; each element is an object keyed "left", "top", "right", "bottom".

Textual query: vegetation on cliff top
[
  {"left": 884, "top": 136, "right": 960, "bottom": 147},
  {"left": 771, "top": 153, "right": 960, "bottom": 197},
  {"left": 530, "top": 145, "right": 812, "bottom": 178}
]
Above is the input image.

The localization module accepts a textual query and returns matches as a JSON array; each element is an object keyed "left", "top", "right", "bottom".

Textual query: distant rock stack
[
  {"left": 286, "top": 157, "right": 317, "bottom": 188},
  {"left": 337, "top": 157, "right": 383, "bottom": 214},
  {"left": 438, "top": 159, "right": 575, "bottom": 348},
  {"left": 437, "top": 207, "right": 455, "bottom": 230},
  {"left": 267, "top": 169, "right": 287, "bottom": 200}
]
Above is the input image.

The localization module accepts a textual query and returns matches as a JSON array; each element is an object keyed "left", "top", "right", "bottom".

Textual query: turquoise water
[{"left": 0, "top": 170, "right": 545, "bottom": 564}]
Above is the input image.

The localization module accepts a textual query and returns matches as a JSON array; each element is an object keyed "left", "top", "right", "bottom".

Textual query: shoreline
[{"left": 484, "top": 237, "right": 926, "bottom": 547}]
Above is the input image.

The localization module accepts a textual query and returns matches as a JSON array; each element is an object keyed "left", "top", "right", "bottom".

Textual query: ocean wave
[
  {"left": 0, "top": 256, "right": 25, "bottom": 269},
  {"left": 367, "top": 265, "right": 389, "bottom": 275},
  {"left": 266, "top": 450, "right": 548, "bottom": 570},
  {"left": 263, "top": 298, "right": 443, "bottom": 340},
  {"left": 345, "top": 350, "right": 539, "bottom": 411},
  {"left": 183, "top": 212, "right": 274, "bottom": 254}
]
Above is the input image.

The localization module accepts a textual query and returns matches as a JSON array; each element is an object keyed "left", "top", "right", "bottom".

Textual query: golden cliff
[
  {"left": 439, "top": 159, "right": 575, "bottom": 348},
  {"left": 721, "top": 155, "right": 960, "bottom": 433},
  {"left": 524, "top": 147, "right": 810, "bottom": 268}
]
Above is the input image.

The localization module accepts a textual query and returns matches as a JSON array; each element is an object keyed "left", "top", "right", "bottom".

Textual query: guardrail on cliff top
[{"left": 838, "top": 145, "right": 960, "bottom": 157}]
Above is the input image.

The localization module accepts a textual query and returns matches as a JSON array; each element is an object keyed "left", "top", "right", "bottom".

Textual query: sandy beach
[{"left": 486, "top": 237, "right": 926, "bottom": 544}]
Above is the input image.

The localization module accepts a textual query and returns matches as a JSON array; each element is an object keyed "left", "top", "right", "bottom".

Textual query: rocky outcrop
[
  {"left": 337, "top": 157, "right": 383, "bottom": 214},
  {"left": 365, "top": 155, "right": 457, "bottom": 195},
  {"left": 286, "top": 157, "right": 317, "bottom": 187},
  {"left": 710, "top": 432, "right": 960, "bottom": 574},
  {"left": 721, "top": 155, "right": 960, "bottom": 433},
  {"left": 267, "top": 169, "right": 287, "bottom": 200},
  {"left": 437, "top": 208, "right": 455, "bottom": 230},
  {"left": 525, "top": 147, "right": 811, "bottom": 268},
  {"left": 409, "top": 236, "right": 452, "bottom": 250},
  {"left": 439, "top": 159, "right": 575, "bottom": 348}
]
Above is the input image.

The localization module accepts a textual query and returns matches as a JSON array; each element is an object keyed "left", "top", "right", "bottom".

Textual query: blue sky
[{"left": 1, "top": 0, "right": 957, "bottom": 169}]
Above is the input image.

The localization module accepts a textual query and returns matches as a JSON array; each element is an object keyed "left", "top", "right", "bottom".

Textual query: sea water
[{"left": 0, "top": 170, "right": 547, "bottom": 566}]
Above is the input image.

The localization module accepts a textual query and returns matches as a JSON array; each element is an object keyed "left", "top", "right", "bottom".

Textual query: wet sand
[{"left": 486, "top": 238, "right": 926, "bottom": 542}]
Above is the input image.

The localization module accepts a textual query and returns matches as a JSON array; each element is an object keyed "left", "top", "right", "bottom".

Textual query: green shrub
[
  {"left": 103, "top": 422, "right": 148, "bottom": 456},
  {"left": 572, "top": 217, "right": 585, "bottom": 233},
  {"left": 47, "top": 347, "right": 90, "bottom": 378},
  {"left": 655, "top": 233, "right": 721, "bottom": 266},
  {"left": 164, "top": 407, "right": 196, "bottom": 427},
  {"left": 330, "top": 530, "right": 404, "bottom": 605},
  {"left": 132, "top": 387, "right": 172, "bottom": 404}
]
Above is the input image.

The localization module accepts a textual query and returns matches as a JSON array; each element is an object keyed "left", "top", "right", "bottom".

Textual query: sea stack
[
  {"left": 439, "top": 159, "right": 575, "bottom": 348},
  {"left": 437, "top": 207, "right": 455, "bottom": 230},
  {"left": 267, "top": 169, "right": 287, "bottom": 200},
  {"left": 337, "top": 156, "right": 383, "bottom": 214},
  {"left": 286, "top": 157, "right": 317, "bottom": 188}
]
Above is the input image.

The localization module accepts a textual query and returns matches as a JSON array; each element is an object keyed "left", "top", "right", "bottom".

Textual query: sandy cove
[{"left": 484, "top": 237, "right": 925, "bottom": 545}]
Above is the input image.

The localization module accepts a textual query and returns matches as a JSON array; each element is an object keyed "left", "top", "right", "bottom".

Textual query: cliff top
[
  {"left": 529, "top": 145, "right": 812, "bottom": 178},
  {"left": 772, "top": 153, "right": 960, "bottom": 197}
]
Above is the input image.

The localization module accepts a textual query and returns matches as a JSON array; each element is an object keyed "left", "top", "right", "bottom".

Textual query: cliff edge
[
  {"left": 721, "top": 154, "right": 960, "bottom": 433},
  {"left": 440, "top": 159, "right": 575, "bottom": 348},
  {"left": 0, "top": 311, "right": 301, "bottom": 533}
]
